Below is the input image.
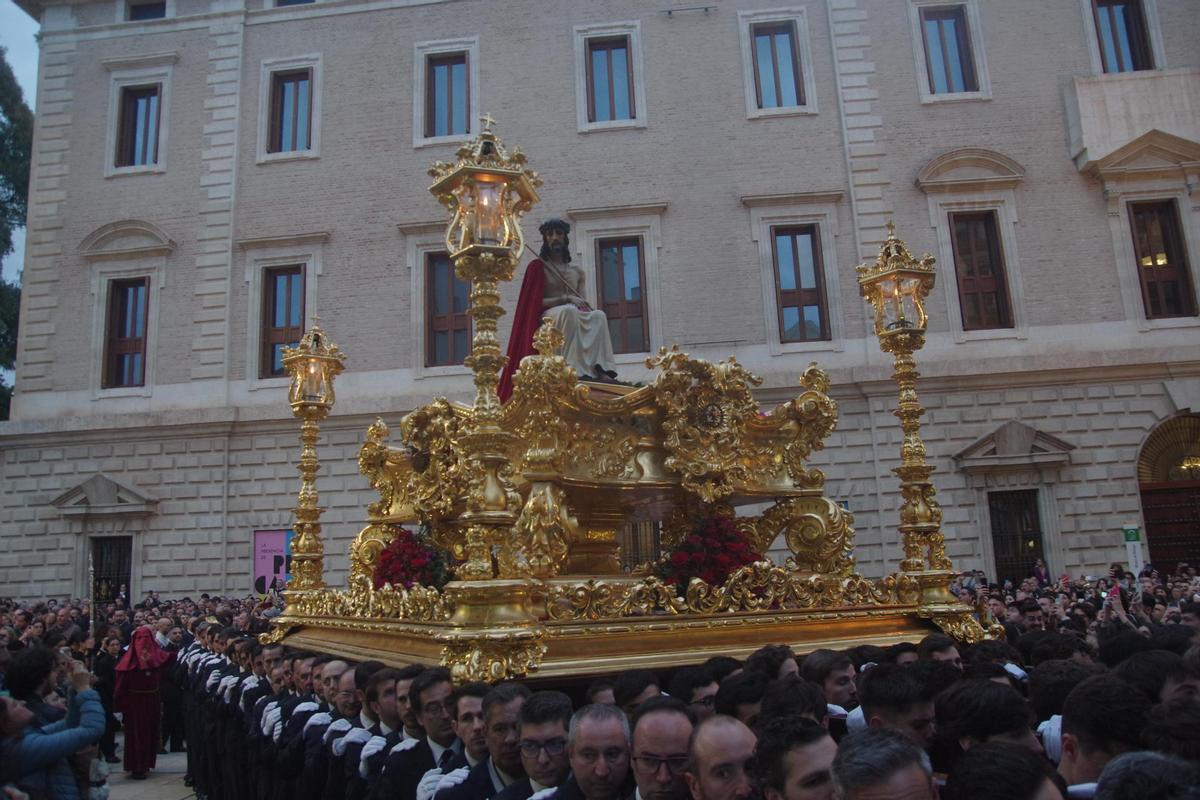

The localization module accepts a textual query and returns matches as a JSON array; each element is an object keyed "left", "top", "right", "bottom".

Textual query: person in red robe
[
  {"left": 498, "top": 218, "right": 617, "bottom": 402},
  {"left": 114, "top": 625, "right": 175, "bottom": 779}
]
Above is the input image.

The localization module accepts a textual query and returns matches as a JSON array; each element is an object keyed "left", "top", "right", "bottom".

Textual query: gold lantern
[
  {"left": 857, "top": 223, "right": 957, "bottom": 608},
  {"left": 280, "top": 321, "right": 346, "bottom": 594}
]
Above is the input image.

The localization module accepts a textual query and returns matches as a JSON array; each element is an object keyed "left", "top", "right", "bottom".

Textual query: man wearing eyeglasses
[
  {"left": 629, "top": 697, "right": 695, "bottom": 800},
  {"left": 371, "top": 667, "right": 461, "bottom": 800},
  {"left": 534, "top": 703, "right": 632, "bottom": 800},
  {"left": 496, "top": 691, "right": 574, "bottom": 800},
  {"left": 431, "top": 682, "right": 531, "bottom": 799}
]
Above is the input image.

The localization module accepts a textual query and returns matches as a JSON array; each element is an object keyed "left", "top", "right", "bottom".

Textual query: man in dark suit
[
  {"left": 372, "top": 667, "right": 461, "bottom": 800},
  {"left": 538, "top": 704, "right": 631, "bottom": 800},
  {"left": 434, "top": 682, "right": 532, "bottom": 799},
  {"left": 628, "top": 697, "right": 694, "bottom": 800},
  {"left": 346, "top": 667, "right": 406, "bottom": 800},
  {"left": 415, "top": 681, "right": 489, "bottom": 798},
  {"left": 494, "top": 691, "right": 573, "bottom": 800}
]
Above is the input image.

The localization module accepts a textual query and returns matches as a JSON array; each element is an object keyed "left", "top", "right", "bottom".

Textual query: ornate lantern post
[
  {"left": 281, "top": 321, "right": 346, "bottom": 596},
  {"left": 857, "top": 223, "right": 956, "bottom": 606},
  {"left": 428, "top": 116, "right": 541, "bottom": 580}
]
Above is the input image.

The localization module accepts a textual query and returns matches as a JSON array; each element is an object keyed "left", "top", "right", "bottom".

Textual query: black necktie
[{"left": 438, "top": 748, "right": 454, "bottom": 770}]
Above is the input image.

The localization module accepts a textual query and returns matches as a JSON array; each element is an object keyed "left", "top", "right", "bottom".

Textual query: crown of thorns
[{"left": 538, "top": 218, "right": 570, "bottom": 235}]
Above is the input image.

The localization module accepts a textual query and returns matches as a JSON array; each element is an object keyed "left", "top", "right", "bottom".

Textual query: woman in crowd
[
  {"left": 0, "top": 660, "right": 104, "bottom": 800},
  {"left": 113, "top": 626, "right": 174, "bottom": 779}
]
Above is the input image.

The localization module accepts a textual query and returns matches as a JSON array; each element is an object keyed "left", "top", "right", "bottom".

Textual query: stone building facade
[{"left": 3, "top": 0, "right": 1199, "bottom": 600}]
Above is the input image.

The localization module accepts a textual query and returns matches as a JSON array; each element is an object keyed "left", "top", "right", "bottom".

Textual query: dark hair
[
  {"left": 585, "top": 679, "right": 614, "bottom": 704},
  {"left": 1113, "top": 650, "right": 1189, "bottom": 703},
  {"left": 846, "top": 644, "right": 888, "bottom": 671},
  {"left": 631, "top": 695, "right": 695, "bottom": 736},
  {"left": 365, "top": 668, "right": 402, "bottom": 705},
  {"left": 613, "top": 669, "right": 659, "bottom": 711},
  {"left": 753, "top": 716, "right": 831, "bottom": 793},
  {"left": 833, "top": 727, "right": 932, "bottom": 796},
  {"left": 756, "top": 679, "right": 826, "bottom": 729},
  {"left": 409, "top": 666, "right": 452, "bottom": 713},
  {"left": 1061, "top": 674, "right": 1151, "bottom": 757},
  {"left": 1093, "top": 751, "right": 1200, "bottom": 800},
  {"left": 449, "top": 681, "right": 490, "bottom": 720},
  {"left": 1028, "top": 659, "right": 1105, "bottom": 722},
  {"left": 934, "top": 680, "right": 1034, "bottom": 770},
  {"left": 966, "top": 639, "right": 1022, "bottom": 666},
  {"left": 537, "top": 218, "right": 572, "bottom": 262},
  {"left": 942, "top": 741, "right": 1065, "bottom": 800},
  {"left": 744, "top": 644, "right": 797, "bottom": 680},
  {"left": 519, "top": 690, "right": 573, "bottom": 731},
  {"left": 353, "top": 660, "right": 386, "bottom": 692},
  {"left": 1029, "top": 633, "right": 1093, "bottom": 666},
  {"left": 714, "top": 670, "right": 769, "bottom": 719},
  {"left": 1142, "top": 700, "right": 1200, "bottom": 764},
  {"left": 1098, "top": 630, "right": 1153, "bottom": 668},
  {"left": 667, "top": 665, "right": 715, "bottom": 705},
  {"left": 395, "top": 664, "right": 426, "bottom": 682},
  {"left": 6, "top": 646, "right": 57, "bottom": 701},
  {"left": 961, "top": 661, "right": 1020, "bottom": 691},
  {"left": 884, "top": 642, "right": 919, "bottom": 664},
  {"left": 483, "top": 682, "right": 531, "bottom": 721},
  {"left": 800, "top": 649, "right": 852, "bottom": 684},
  {"left": 918, "top": 634, "right": 958, "bottom": 660},
  {"left": 703, "top": 656, "right": 743, "bottom": 683},
  {"left": 860, "top": 663, "right": 934, "bottom": 718}
]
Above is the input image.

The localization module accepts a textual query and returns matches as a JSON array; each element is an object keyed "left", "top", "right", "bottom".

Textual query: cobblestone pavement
[{"left": 107, "top": 739, "right": 192, "bottom": 800}]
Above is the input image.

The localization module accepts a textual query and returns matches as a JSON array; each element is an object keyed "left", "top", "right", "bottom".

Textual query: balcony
[{"left": 1064, "top": 67, "right": 1200, "bottom": 173}]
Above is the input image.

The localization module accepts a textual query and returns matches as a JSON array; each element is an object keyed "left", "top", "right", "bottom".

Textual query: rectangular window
[
  {"left": 104, "top": 278, "right": 149, "bottom": 389},
  {"left": 771, "top": 226, "right": 829, "bottom": 343},
  {"left": 275, "top": 0, "right": 316, "bottom": 6},
  {"left": 260, "top": 266, "right": 305, "bottom": 378},
  {"left": 919, "top": 5, "right": 978, "bottom": 94},
  {"left": 587, "top": 36, "right": 634, "bottom": 123},
  {"left": 426, "top": 252, "right": 471, "bottom": 367},
  {"left": 268, "top": 70, "right": 313, "bottom": 153},
  {"left": 1129, "top": 200, "right": 1198, "bottom": 319},
  {"left": 596, "top": 237, "right": 649, "bottom": 354},
  {"left": 1093, "top": 0, "right": 1154, "bottom": 73},
  {"left": 751, "top": 22, "right": 804, "bottom": 109},
  {"left": 127, "top": 1, "right": 166, "bottom": 20},
  {"left": 949, "top": 211, "right": 1014, "bottom": 330},
  {"left": 115, "top": 85, "right": 160, "bottom": 168},
  {"left": 987, "top": 490, "right": 1044, "bottom": 587},
  {"left": 425, "top": 53, "right": 469, "bottom": 138}
]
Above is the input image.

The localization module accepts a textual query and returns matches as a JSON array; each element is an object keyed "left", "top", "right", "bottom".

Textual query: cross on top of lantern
[
  {"left": 281, "top": 319, "right": 346, "bottom": 415},
  {"left": 428, "top": 115, "right": 543, "bottom": 260},
  {"left": 856, "top": 221, "right": 937, "bottom": 343}
]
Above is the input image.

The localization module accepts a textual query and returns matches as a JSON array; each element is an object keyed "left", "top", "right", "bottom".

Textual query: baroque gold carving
[
  {"left": 921, "top": 609, "right": 990, "bottom": 644},
  {"left": 512, "top": 482, "right": 577, "bottom": 579},
  {"left": 440, "top": 634, "right": 548, "bottom": 683}
]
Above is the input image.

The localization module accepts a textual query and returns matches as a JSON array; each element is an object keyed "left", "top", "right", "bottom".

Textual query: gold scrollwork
[
  {"left": 921, "top": 609, "right": 990, "bottom": 644},
  {"left": 545, "top": 577, "right": 685, "bottom": 620},
  {"left": 511, "top": 482, "right": 577, "bottom": 579},
  {"left": 440, "top": 635, "right": 548, "bottom": 683}
]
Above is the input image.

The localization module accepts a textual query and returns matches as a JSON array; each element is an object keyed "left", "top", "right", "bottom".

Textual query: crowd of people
[{"left": 0, "top": 561, "right": 1195, "bottom": 800}]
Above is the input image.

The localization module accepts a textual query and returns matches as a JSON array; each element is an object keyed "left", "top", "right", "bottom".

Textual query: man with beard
[
  {"left": 498, "top": 218, "right": 618, "bottom": 402},
  {"left": 434, "top": 682, "right": 531, "bottom": 799}
]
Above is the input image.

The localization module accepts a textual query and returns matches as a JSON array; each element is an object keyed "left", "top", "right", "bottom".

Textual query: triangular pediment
[
  {"left": 51, "top": 473, "right": 158, "bottom": 518},
  {"left": 916, "top": 148, "right": 1025, "bottom": 193},
  {"left": 954, "top": 421, "right": 1075, "bottom": 474},
  {"left": 79, "top": 220, "right": 176, "bottom": 261},
  {"left": 1086, "top": 130, "right": 1200, "bottom": 178}
]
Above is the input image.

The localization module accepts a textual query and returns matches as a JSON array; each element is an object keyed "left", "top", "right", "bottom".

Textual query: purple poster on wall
[{"left": 254, "top": 529, "right": 294, "bottom": 596}]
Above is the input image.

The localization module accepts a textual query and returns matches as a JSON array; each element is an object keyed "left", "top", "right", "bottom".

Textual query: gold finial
[
  {"left": 480, "top": 113, "right": 496, "bottom": 133},
  {"left": 532, "top": 318, "right": 564, "bottom": 356}
]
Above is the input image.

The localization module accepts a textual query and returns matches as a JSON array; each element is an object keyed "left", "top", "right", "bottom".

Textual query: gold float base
[{"left": 277, "top": 603, "right": 936, "bottom": 683}]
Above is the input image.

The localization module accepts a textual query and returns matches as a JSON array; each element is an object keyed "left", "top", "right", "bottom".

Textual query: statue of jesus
[{"left": 498, "top": 218, "right": 618, "bottom": 402}]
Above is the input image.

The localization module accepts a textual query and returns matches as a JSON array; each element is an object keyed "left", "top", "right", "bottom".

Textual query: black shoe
[
  {"left": 158, "top": 749, "right": 168, "bottom": 755},
  {"left": 130, "top": 772, "right": 148, "bottom": 780},
  {"left": 105, "top": 756, "right": 120, "bottom": 764},
  {"left": 184, "top": 777, "right": 193, "bottom": 787}
]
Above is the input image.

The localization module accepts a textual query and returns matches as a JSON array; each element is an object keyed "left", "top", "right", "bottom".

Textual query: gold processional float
[{"left": 263, "top": 120, "right": 998, "bottom": 682}]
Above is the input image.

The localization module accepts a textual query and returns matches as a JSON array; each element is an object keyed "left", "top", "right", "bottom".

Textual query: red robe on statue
[
  {"left": 498, "top": 260, "right": 547, "bottom": 403},
  {"left": 114, "top": 626, "right": 176, "bottom": 775}
]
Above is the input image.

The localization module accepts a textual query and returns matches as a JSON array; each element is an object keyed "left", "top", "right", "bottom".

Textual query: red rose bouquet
[
  {"left": 373, "top": 525, "right": 452, "bottom": 591},
  {"left": 658, "top": 512, "right": 763, "bottom": 594}
]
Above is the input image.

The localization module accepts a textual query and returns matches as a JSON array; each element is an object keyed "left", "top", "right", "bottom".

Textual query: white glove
[
  {"left": 389, "top": 736, "right": 420, "bottom": 755},
  {"left": 415, "top": 768, "right": 444, "bottom": 800},
  {"left": 359, "top": 736, "right": 387, "bottom": 779},
  {"left": 434, "top": 766, "right": 470, "bottom": 795}
]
